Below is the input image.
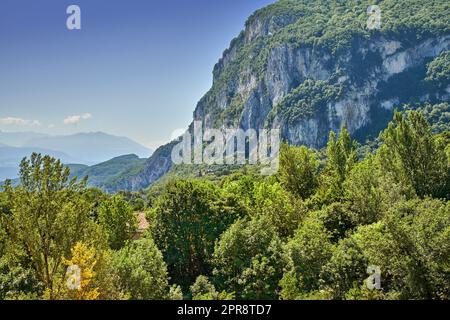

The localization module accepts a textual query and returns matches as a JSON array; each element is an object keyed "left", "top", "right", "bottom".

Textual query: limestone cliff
[{"left": 112, "top": 0, "right": 450, "bottom": 192}]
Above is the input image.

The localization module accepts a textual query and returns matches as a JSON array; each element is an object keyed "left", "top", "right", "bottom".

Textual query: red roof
[{"left": 136, "top": 212, "right": 149, "bottom": 231}]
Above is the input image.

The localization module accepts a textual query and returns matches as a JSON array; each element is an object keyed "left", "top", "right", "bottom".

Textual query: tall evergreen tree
[{"left": 379, "top": 111, "right": 449, "bottom": 198}]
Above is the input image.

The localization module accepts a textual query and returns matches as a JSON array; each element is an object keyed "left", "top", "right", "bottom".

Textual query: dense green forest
[{"left": 0, "top": 109, "right": 448, "bottom": 300}]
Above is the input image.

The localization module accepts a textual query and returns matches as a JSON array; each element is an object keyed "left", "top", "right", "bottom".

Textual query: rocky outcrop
[
  {"left": 104, "top": 141, "right": 177, "bottom": 192},
  {"left": 199, "top": 35, "right": 450, "bottom": 148},
  {"left": 110, "top": 1, "right": 450, "bottom": 192}
]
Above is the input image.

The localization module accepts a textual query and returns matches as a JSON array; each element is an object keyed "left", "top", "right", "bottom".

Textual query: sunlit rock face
[
  {"left": 197, "top": 31, "right": 449, "bottom": 148},
  {"left": 113, "top": 2, "right": 450, "bottom": 191}
]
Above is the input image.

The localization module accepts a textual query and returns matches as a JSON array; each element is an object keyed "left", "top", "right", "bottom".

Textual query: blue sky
[{"left": 0, "top": 0, "right": 275, "bottom": 149}]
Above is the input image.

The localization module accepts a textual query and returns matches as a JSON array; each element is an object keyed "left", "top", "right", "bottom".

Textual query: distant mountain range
[
  {"left": 0, "top": 131, "right": 152, "bottom": 181},
  {"left": 0, "top": 131, "right": 48, "bottom": 147},
  {"left": 21, "top": 132, "right": 152, "bottom": 164},
  {"left": 2, "top": 154, "right": 148, "bottom": 191}
]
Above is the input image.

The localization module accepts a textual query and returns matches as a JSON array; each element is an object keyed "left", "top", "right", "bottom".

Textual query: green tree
[
  {"left": 343, "top": 154, "right": 412, "bottom": 225},
  {"left": 0, "top": 251, "right": 42, "bottom": 300},
  {"left": 252, "top": 181, "right": 300, "bottom": 238},
  {"left": 190, "top": 275, "right": 216, "bottom": 300},
  {"left": 321, "top": 198, "right": 450, "bottom": 300},
  {"left": 326, "top": 127, "right": 357, "bottom": 184},
  {"left": 113, "top": 237, "right": 170, "bottom": 300},
  {"left": 212, "top": 217, "right": 285, "bottom": 299},
  {"left": 190, "top": 275, "right": 234, "bottom": 300},
  {"left": 320, "top": 225, "right": 379, "bottom": 300},
  {"left": 425, "top": 50, "right": 450, "bottom": 88},
  {"left": 381, "top": 199, "right": 450, "bottom": 299},
  {"left": 312, "top": 203, "right": 356, "bottom": 242},
  {"left": 278, "top": 144, "right": 319, "bottom": 199},
  {"left": 0, "top": 192, "right": 10, "bottom": 216},
  {"left": 3, "top": 154, "right": 102, "bottom": 299},
  {"left": 167, "top": 285, "right": 184, "bottom": 300},
  {"left": 280, "top": 217, "right": 334, "bottom": 299},
  {"left": 151, "top": 179, "right": 242, "bottom": 289},
  {"left": 98, "top": 196, "right": 138, "bottom": 250},
  {"left": 222, "top": 175, "right": 258, "bottom": 210},
  {"left": 343, "top": 155, "right": 383, "bottom": 225},
  {"left": 1, "top": 201, "right": 42, "bottom": 300},
  {"left": 317, "top": 127, "right": 357, "bottom": 202},
  {"left": 83, "top": 187, "right": 109, "bottom": 221},
  {"left": 118, "top": 190, "right": 147, "bottom": 211},
  {"left": 379, "top": 111, "right": 448, "bottom": 198}
]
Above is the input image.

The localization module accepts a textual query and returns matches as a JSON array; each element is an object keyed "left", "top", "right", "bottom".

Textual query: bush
[
  {"left": 113, "top": 237, "right": 170, "bottom": 300},
  {"left": 212, "top": 217, "right": 285, "bottom": 299}
]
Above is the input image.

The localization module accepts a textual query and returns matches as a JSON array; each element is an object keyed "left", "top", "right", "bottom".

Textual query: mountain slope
[
  {"left": 0, "top": 131, "right": 48, "bottom": 147},
  {"left": 1, "top": 154, "right": 147, "bottom": 190},
  {"left": 100, "top": 141, "right": 178, "bottom": 193},
  {"left": 107, "top": 0, "right": 450, "bottom": 192},
  {"left": 67, "top": 154, "right": 147, "bottom": 191}
]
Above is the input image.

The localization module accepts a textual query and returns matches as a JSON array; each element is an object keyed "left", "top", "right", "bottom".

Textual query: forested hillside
[
  {"left": 0, "top": 0, "right": 449, "bottom": 301},
  {"left": 0, "top": 110, "right": 448, "bottom": 300}
]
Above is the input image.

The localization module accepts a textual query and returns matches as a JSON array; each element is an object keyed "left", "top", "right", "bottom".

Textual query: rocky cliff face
[
  {"left": 103, "top": 140, "right": 177, "bottom": 193},
  {"left": 113, "top": 0, "right": 450, "bottom": 192},
  {"left": 273, "top": 36, "right": 450, "bottom": 147},
  {"left": 197, "top": 34, "right": 449, "bottom": 148}
]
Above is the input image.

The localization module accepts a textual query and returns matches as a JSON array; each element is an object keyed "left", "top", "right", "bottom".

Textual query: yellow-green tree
[
  {"left": 63, "top": 242, "right": 100, "bottom": 300},
  {"left": 3, "top": 154, "right": 101, "bottom": 299}
]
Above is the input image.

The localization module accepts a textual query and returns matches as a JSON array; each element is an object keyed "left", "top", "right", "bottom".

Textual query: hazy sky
[{"left": 0, "top": 0, "right": 275, "bottom": 149}]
